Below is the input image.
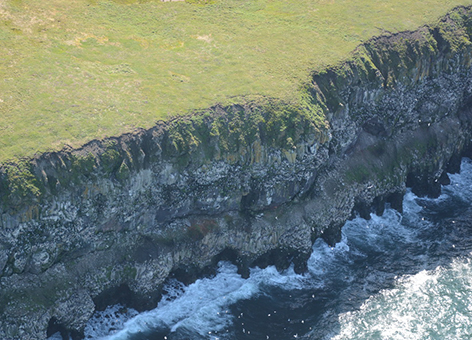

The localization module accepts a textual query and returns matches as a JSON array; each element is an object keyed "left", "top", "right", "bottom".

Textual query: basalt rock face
[{"left": 2, "top": 7, "right": 472, "bottom": 340}]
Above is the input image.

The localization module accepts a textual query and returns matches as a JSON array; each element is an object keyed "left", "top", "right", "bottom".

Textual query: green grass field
[{"left": 1, "top": 0, "right": 471, "bottom": 162}]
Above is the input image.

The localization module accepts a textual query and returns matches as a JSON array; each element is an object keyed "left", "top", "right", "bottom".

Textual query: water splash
[
  {"left": 69, "top": 158, "right": 472, "bottom": 340},
  {"left": 331, "top": 257, "right": 472, "bottom": 340}
]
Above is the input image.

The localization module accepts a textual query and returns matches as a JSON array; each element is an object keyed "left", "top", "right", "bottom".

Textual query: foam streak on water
[
  {"left": 79, "top": 158, "right": 472, "bottom": 340},
  {"left": 85, "top": 262, "right": 307, "bottom": 339},
  {"left": 331, "top": 257, "right": 472, "bottom": 340}
]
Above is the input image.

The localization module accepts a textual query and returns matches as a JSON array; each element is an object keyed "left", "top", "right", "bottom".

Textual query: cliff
[{"left": 2, "top": 6, "right": 472, "bottom": 339}]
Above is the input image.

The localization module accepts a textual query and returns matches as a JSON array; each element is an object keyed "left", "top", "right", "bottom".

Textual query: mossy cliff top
[
  {"left": 1, "top": 0, "right": 472, "bottom": 161},
  {"left": 2, "top": 6, "right": 472, "bottom": 211},
  {"left": 2, "top": 5, "right": 472, "bottom": 209}
]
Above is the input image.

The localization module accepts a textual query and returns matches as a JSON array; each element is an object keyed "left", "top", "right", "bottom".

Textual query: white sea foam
[
  {"left": 446, "top": 158, "right": 472, "bottom": 201},
  {"left": 84, "top": 261, "right": 307, "bottom": 340},
  {"left": 84, "top": 305, "right": 139, "bottom": 339},
  {"left": 307, "top": 195, "right": 424, "bottom": 287},
  {"left": 88, "top": 262, "right": 245, "bottom": 339},
  {"left": 330, "top": 257, "right": 472, "bottom": 340}
]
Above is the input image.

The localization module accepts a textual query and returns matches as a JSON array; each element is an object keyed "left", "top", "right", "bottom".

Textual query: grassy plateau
[{"left": 1, "top": 0, "right": 471, "bottom": 162}]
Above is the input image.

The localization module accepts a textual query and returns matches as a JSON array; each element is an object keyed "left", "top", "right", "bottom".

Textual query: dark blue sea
[{"left": 51, "top": 158, "right": 472, "bottom": 340}]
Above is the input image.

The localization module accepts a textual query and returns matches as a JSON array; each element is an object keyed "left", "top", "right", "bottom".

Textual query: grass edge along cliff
[
  {"left": 2, "top": 5, "right": 472, "bottom": 210},
  {"left": 2, "top": 0, "right": 472, "bottom": 160}
]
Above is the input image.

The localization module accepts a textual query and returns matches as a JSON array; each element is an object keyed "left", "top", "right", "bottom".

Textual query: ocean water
[{"left": 52, "top": 158, "right": 472, "bottom": 340}]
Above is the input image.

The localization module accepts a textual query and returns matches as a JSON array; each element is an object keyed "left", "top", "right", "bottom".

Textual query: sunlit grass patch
[{"left": 1, "top": 0, "right": 471, "bottom": 161}]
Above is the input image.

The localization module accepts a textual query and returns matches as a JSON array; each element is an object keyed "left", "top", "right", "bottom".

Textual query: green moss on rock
[{"left": 2, "top": 161, "right": 42, "bottom": 207}]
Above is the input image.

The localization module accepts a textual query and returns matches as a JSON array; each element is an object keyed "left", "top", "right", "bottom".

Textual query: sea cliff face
[{"left": 2, "top": 7, "right": 472, "bottom": 339}]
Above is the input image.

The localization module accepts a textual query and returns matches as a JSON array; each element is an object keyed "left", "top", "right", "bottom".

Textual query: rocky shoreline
[{"left": 2, "top": 6, "right": 472, "bottom": 339}]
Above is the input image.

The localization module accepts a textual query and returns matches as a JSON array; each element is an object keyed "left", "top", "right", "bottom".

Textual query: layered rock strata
[{"left": 2, "top": 6, "right": 472, "bottom": 339}]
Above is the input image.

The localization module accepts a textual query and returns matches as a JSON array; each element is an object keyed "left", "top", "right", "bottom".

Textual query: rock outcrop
[{"left": 2, "top": 6, "right": 472, "bottom": 339}]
